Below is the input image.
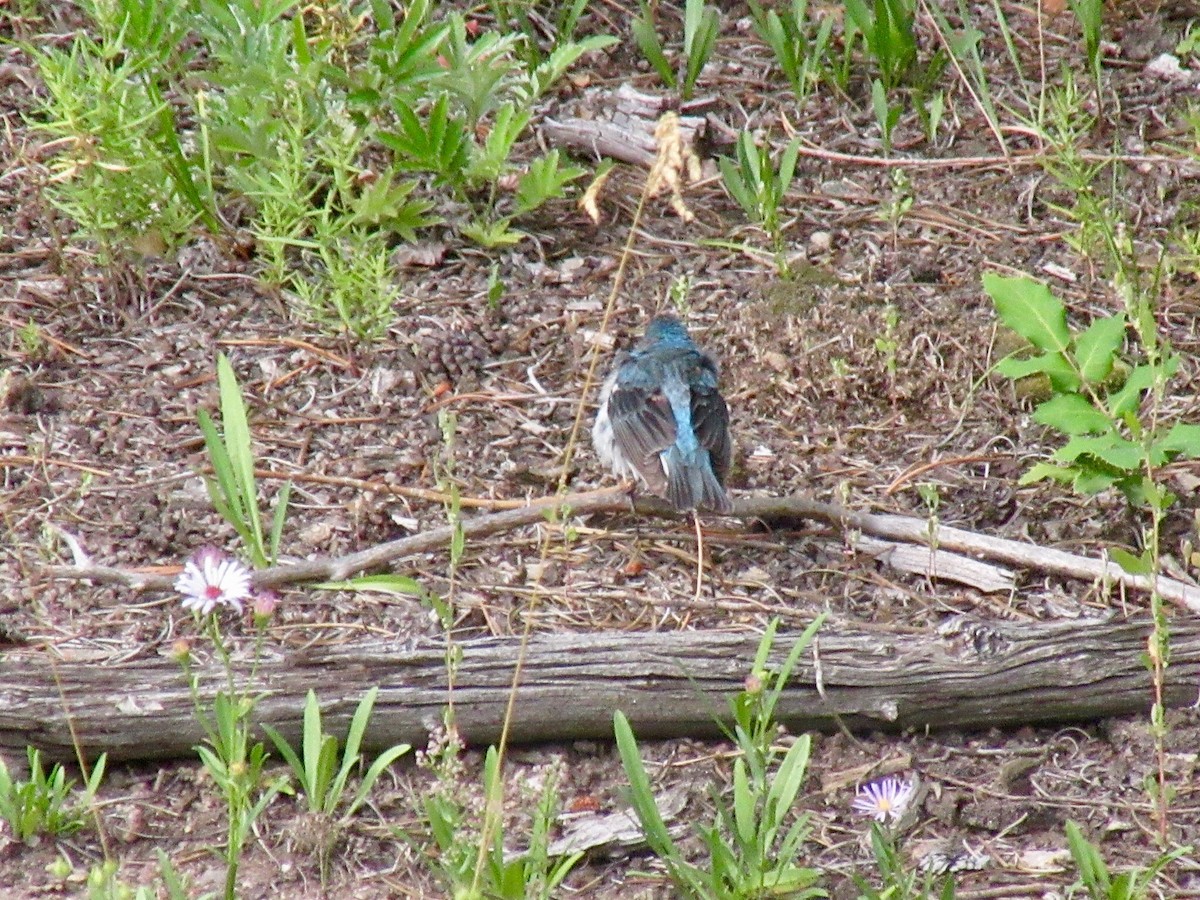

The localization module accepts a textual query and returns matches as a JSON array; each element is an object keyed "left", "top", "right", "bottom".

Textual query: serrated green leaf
[
  {"left": 1073, "top": 313, "right": 1125, "bottom": 384},
  {"left": 460, "top": 218, "right": 525, "bottom": 247},
  {"left": 1074, "top": 467, "right": 1122, "bottom": 495},
  {"left": 1110, "top": 547, "right": 1152, "bottom": 575},
  {"left": 995, "top": 350, "right": 1080, "bottom": 391},
  {"left": 1032, "top": 393, "right": 1111, "bottom": 435},
  {"left": 984, "top": 273, "right": 1070, "bottom": 353},
  {"left": 1160, "top": 423, "right": 1200, "bottom": 458},
  {"left": 530, "top": 35, "right": 618, "bottom": 98},
  {"left": 1107, "top": 364, "right": 1156, "bottom": 417},
  {"left": 1054, "top": 434, "right": 1142, "bottom": 470},
  {"left": 994, "top": 355, "right": 1046, "bottom": 379},
  {"left": 1018, "top": 462, "right": 1079, "bottom": 486}
]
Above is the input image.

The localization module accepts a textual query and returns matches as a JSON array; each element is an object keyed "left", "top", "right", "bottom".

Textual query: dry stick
[
  {"left": 734, "top": 495, "right": 1200, "bottom": 614},
  {"left": 791, "top": 142, "right": 1182, "bottom": 171},
  {"left": 43, "top": 490, "right": 1200, "bottom": 612},
  {"left": 252, "top": 468, "right": 533, "bottom": 511}
]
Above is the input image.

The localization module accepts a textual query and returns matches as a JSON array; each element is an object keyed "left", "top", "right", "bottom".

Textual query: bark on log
[{"left": 3, "top": 616, "right": 1196, "bottom": 762}]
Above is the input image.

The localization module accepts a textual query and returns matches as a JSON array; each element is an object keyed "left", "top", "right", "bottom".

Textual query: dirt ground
[{"left": 4, "top": 0, "right": 1200, "bottom": 896}]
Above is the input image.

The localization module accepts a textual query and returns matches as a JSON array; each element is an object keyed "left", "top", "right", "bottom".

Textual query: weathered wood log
[{"left": 2, "top": 616, "right": 1196, "bottom": 762}]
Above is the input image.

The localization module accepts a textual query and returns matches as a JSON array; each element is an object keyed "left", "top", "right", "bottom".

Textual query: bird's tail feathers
[{"left": 664, "top": 446, "right": 732, "bottom": 514}]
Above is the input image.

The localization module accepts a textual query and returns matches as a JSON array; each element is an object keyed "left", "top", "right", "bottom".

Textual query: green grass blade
[
  {"left": 214, "top": 353, "right": 264, "bottom": 554},
  {"left": 268, "top": 478, "right": 292, "bottom": 564}
]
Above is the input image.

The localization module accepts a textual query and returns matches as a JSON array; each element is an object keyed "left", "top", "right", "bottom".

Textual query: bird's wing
[
  {"left": 606, "top": 364, "right": 677, "bottom": 491},
  {"left": 608, "top": 384, "right": 676, "bottom": 459},
  {"left": 690, "top": 357, "right": 732, "bottom": 484}
]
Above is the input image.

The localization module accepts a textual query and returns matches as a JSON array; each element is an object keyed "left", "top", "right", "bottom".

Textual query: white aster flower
[
  {"left": 175, "top": 547, "right": 253, "bottom": 615},
  {"left": 852, "top": 775, "right": 915, "bottom": 824}
]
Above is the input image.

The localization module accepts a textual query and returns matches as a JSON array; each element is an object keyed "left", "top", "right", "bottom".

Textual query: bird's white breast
[{"left": 592, "top": 372, "right": 645, "bottom": 484}]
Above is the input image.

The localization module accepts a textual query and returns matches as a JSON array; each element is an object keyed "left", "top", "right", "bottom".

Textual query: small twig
[
  {"left": 884, "top": 454, "right": 1005, "bottom": 495},
  {"left": 252, "top": 468, "right": 535, "bottom": 510},
  {"left": 791, "top": 141, "right": 1186, "bottom": 171},
  {"left": 0, "top": 454, "right": 111, "bottom": 477}
]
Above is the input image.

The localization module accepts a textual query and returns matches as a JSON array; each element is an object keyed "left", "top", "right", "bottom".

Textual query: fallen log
[{"left": 2, "top": 616, "right": 1196, "bottom": 762}]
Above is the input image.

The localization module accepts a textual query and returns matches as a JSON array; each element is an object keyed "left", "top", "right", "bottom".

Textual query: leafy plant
[
  {"left": 83, "top": 852, "right": 191, "bottom": 900},
  {"left": 718, "top": 131, "right": 800, "bottom": 269},
  {"left": 1064, "top": 820, "right": 1188, "bottom": 900},
  {"left": 633, "top": 0, "right": 719, "bottom": 100},
  {"left": 615, "top": 616, "right": 827, "bottom": 898},
  {"left": 422, "top": 745, "right": 582, "bottom": 899},
  {"left": 377, "top": 14, "right": 605, "bottom": 246},
  {"left": 30, "top": 0, "right": 608, "bottom": 333},
  {"left": 487, "top": 0, "right": 595, "bottom": 66},
  {"left": 988, "top": 270, "right": 1200, "bottom": 840},
  {"left": 175, "top": 577, "right": 288, "bottom": 900},
  {"left": 196, "top": 354, "right": 292, "bottom": 569},
  {"left": 193, "top": 690, "right": 287, "bottom": 900},
  {"left": 844, "top": 0, "right": 918, "bottom": 93},
  {"left": 870, "top": 78, "right": 902, "bottom": 154},
  {"left": 0, "top": 747, "right": 106, "bottom": 842},
  {"left": 919, "top": 0, "right": 1010, "bottom": 154},
  {"left": 854, "top": 821, "right": 956, "bottom": 900},
  {"left": 264, "top": 687, "right": 411, "bottom": 820},
  {"left": 27, "top": 0, "right": 200, "bottom": 260},
  {"left": 264, "top": 688, "right": 410, "bottom": 886},
  {"left": 843, "top": 0, "right": 946, "bottom": 150},
  {"left": 1069, "top": 0, "right": 1104, "bottom": 108},
  {"left": 747, "top": 0, "right": 834, "bottom": 104},
  {"left": 986, "top": 274, "right": 1200, "bottom": 511}
]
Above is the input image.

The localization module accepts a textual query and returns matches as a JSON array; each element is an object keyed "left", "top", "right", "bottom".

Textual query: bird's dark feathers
[
  {"left": 608, "top": 343, "right": 730, "bottom": 499},
  {"left": 607, "top": 385, "right": 676, "bottom": 486},
  {"left": 594, "top": 315, "right": 732, "bottom": 512},
  {"left": 691, "top": 383, "right": 731, "bottom": 484}
]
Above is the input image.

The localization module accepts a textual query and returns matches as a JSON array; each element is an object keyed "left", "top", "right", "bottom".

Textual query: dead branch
[{"left": 41, "top": 490, "right": 1200, "bottom": 612}]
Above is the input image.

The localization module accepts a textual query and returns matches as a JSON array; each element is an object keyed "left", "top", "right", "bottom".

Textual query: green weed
[
  {"left": 615, "top": 616, "right": 827, "bottom": 898},
  {"left": 718, "top": 131, "right": 800, "bottom": 272},
  {"left": 264, "top": 688, "right": 411, "bottom": 887},
  {"left": 633, "top": 0, "right": 719, "bottom": 100},
  {"left": 1065, "top": 820, "right": 1188, "bottom": 900},
  {"left": 747, "top": 0, "right": 834, "bottom": 105},
  {"left": 29, "top": 0, "right": 609, "bottom": 335},
  {"left": 196, "top": 354, "right": 292, "bottom": 569},
  {"left": 0, "top": 747, "right": 106, "bottom": 842}
]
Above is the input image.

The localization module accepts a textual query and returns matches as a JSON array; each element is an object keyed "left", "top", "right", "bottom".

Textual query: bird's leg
[
  {"left": 692, "top": 510, "right": 704, "bottom": 603},
  {"left": 623, "top": 478, "right": 638, "bottom": 514},
  {"left": 622, "top": 478, "right": 643, "bottom": 549}
]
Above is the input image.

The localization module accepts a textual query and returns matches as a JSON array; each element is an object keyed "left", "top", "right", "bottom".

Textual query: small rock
[
  {"left": 809, "top": 230, "right": 833, "bottom": 254},
  {"left": 762, "top": 350, "right": 790, "bottom": 373},
  {"left": 1146, "top": 53, "right": 1188, "bottom": 81}
]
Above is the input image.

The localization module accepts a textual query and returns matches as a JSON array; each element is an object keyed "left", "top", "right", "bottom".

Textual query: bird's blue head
[{"left": 642, "top": 315, "right": 693, "bottom": 348}]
